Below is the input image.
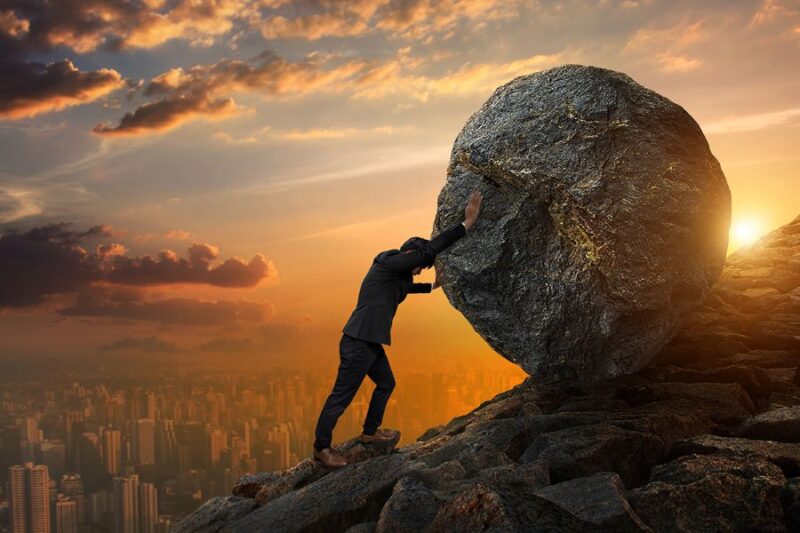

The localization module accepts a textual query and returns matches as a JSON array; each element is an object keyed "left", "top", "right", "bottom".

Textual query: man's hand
[
  {"left": 431, "top": 266, "right": 443, "bottom": 290},
  {"left": 464, "top": 189, "right": 483, "bottom": 231}
]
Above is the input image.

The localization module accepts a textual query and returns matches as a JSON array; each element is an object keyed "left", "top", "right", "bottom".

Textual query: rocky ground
[{"left": 175, "top": 214, "right": 800, "bottom": 532}]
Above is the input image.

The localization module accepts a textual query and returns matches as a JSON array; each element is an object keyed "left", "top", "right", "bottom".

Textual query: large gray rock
[{"left": 433, "top": 64, "right": 731, "bottom": 383}]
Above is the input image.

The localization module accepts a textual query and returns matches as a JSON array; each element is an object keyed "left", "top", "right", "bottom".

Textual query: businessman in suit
[{"left": 312, "top": 190, "right": 484, "bottom": 468}]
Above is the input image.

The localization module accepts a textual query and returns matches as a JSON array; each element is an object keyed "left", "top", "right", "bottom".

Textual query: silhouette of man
[{"left": 312, "top": 190, "right": 483, "bottom": 469}]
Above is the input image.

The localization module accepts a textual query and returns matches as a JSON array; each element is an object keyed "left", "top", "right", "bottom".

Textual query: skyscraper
[
  {"left": 113, "top": 474, "right": 139, "bottom": 533},
  {"left": 54, "top": 496, "right": 78, "bottom": 533},
  {"left": 9, "top": 462, "right": 51, "bottom": 533},
  {"left": 138, "top": 482, "right": 158, "bottom": 533},
  {"left": 132, "top": 419, "right": 156, "bottom": 465},
  {"left": 102, "top": 428, "right": 122, "bottom": 475},
  {"left": 35, "top": 440, "right": 66, "bottom": 482},
  {"left": 155, "top": 419, "right": 177, "bottom": 468}
]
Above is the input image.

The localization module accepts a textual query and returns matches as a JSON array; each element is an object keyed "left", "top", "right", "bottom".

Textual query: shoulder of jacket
[{"left": 374, "top": 249, "right": 402, "bottom": 263}]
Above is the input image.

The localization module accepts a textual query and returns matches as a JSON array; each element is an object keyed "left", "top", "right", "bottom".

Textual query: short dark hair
[{"left": 400, "top": 237, "right": 433, "bottom": 268}]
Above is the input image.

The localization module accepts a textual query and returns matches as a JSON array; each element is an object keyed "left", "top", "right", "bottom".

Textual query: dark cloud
[
  {"left": 0, "top": 58, "right": 124, "bottom": 119},
  {"left": 91, "top": 92, "right": 237, "bottom": 135},
  {"left": 62, "top": 286, "right": 275, "bottom": 326},
  {"left": 0, "top": 222, "right": 277, "bottom": 308},
  {"left": 0, "top": 0, "right": 247, "bottom": 120},
  {"left": 92, "top": 50, "right": 370, "bottom": 135},
  {"left": 99, "top": 336, "right": 183, "bottom": 353}
]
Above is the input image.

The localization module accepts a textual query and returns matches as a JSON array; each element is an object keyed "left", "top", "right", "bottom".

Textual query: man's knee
[{"left": 379, "top": 375, "right": 396, "bottom": 392}]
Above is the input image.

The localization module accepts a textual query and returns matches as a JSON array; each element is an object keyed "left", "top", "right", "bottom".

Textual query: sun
[{"left": 729, "top": 217, "right": 765, "bottom": 253}]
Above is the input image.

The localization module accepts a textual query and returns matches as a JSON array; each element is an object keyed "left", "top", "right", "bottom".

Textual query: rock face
[
  {"left": 433, "top": 64, "right": 731, "bottom": 384},
  {"left": 174, "top": 213, "right": 800, "bottom": 532}
]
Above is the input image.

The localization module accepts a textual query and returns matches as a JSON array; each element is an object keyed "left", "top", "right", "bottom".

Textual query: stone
[
  {"left": 374, "top": 476, "right": 440, "bottom": 533},
  {"left": 534, "top": 472, "right": 652, "bottom": 532},
  {"left": 670, "top": 434, "right": 800, "bottom": 477},
  {"left": 733, "top": 405, "right": 800, "bottom": 443},
  {"left": 425, "top": 481, "right": 602, "bottom": 532},
  {"left": 519, "top": 423, "right": 665, "bottom": 487},
  {"left": 231, "top": 432, "right": 400, "bottom": 505},
  {"left": 228, "top": 453, "right": 411, "bottom": 532},
  {"left": 171, "top": 496, "right": 258, "bottom": 533},
  {"left": 433, "top": 64, "right": 731, "bottom": 383},
  {"left": 781, "top": 478, "right": 800, "bottom": 533},
  {"left": 627, "top": 454, "right": 787, "bottom": 532}
]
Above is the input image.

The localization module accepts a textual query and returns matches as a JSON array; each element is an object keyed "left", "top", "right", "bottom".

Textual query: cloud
[
  {"left": 62, "top": 286, "right": 275, "bottom": 326},
  {"left": 197, "top": 320, "right": 311, "bottom": 353},
  {"left": 99, "top": 336, "right": 183, "bottom": 353},
  {"left": 0, "top": 222, "right": 277, "bottom": 308},
  {"left": 0, "top": 1, "right": 248, "bottom": 54},
  {"left": 0, "top": 0, "right": 255, "bottom": 121},
  {"left": 703, "top": 107, "right": 800, "bottom": 134},
  {"left": 255, "top": 0, "right": 524, "bottom": 41},
  {"left": 623, "top": 18, "right": 707, "bottom": 74},
  {"left": 748, "top": 0, "right": 799, "bottom": 28},
  {"left": 214, "top": 124, "right": 409, "bottom": 143},
  {"left": 92, "top": 50, "right": 370, "bottom": 135},
  {"left": 91, "top": 92, "right": 238, "bottom": 135},
  {"left": 96, "top": 48, "right": 565, "bottom": 136},
  {"left": 164, "top": 229, "right": 192, "bottom": 240},
  {"left": 0, "top": 59, "right": 125, "bottom": 119}
]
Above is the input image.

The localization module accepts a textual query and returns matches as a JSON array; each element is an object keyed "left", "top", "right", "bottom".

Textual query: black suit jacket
[{"left": 342, "top": 222, "right": 467, "bottom": 345}]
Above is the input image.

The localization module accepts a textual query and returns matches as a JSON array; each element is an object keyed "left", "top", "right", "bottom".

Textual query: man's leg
[
  {"left": 362, "top": 344, "right": 396, "bottom": 436},
  {"left": 313, "top": 335, "right": 374, "bottom": 451}
]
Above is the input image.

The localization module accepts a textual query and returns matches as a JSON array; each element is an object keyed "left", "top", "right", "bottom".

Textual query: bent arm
[
  {"left": 383, "top": 222, "right": 467, "bottom": 275},
  {"left": 408, "top": 282, "right": 432, "bottom": 293}
]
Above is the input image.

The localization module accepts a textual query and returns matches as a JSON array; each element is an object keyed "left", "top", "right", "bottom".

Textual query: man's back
[{"left": 342, "top": 222, "right": 467, "bottom": 345}]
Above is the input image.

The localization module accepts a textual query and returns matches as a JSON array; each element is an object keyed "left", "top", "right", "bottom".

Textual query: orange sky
[{"left": 0, "top": 0, "right": 798, "bottom": 375}]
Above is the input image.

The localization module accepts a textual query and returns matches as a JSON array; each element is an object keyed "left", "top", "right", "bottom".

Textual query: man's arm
[
  {"left": 408, "top": 282, "right": 432, "bottom": 293},
  {"left": 382, "top": 222, "right": 466, "bottom": 275},
  {"left": 382, "top": 189, "right": 483, "bottom": 276}
]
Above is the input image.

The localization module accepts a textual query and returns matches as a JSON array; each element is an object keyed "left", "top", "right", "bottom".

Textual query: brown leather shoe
[
  {"left": 359, "top": 428, "right": 398, "bottom": 444},
  {"left": 313, "top": 447, "right": 347, "bottom": 469}
]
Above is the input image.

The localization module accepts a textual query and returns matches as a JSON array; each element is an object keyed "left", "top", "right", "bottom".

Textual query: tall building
[
  {"left": 102, "top": 428, "right": 121, "bottom": 475},
  {"left": 138, "top": 482, "right": 158, "bottom": 533},
  {"left": 113, "top": 474, "right": 139, "bottom": 533},
  {"left": 265, "top": 424, "right": 291, "bottom": 470},
  {"left": 132, "top": 419, "right": 155, "bottom": 465},
  {"left": 77, "top": 433, "right": 105, "bottom": 492},
  {"left": 155, "top": 419, "right": 176, "bottom": 468},
  {"left": 208, "top": 428, "right": 227, "bottom": 468},
  {"left": 54, "top": 496, "right": 78, "bottom": 533},
  {"left": 19, "top": 416, "right": 41, "bottom": 444},
  {"left": 35, "top": 440, "right": 66, "bottom": 482},
  {"left": 9, "top": 462, "right": 51, "bottom": 533}
]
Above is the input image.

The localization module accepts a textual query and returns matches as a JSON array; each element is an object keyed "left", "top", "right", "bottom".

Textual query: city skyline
[{"left": 0, "top": 361, "right": 523, "bottom": 529}]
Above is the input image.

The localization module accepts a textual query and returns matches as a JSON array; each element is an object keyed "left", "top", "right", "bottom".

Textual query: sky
[{"left": 0, "top": 0, "right": 798, "bottom": 371}]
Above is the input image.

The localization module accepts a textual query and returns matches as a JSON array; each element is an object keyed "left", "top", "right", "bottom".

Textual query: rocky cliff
[{"left": 176, "top": 214, "right": 800, "bottom": 532}]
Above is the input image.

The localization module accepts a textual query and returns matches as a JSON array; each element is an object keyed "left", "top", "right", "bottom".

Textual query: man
[{"left": 312, "top": 189, "right": 484, "bottom": 469}]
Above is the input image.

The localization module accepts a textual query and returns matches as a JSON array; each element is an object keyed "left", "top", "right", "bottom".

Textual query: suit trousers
[{"left": 313, "top": 333, "right": 396, "bottom": 451}]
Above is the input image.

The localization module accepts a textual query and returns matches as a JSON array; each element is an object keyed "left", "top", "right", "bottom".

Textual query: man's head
[{"left": 400, "top": 236, "right": 432, "bottom": 275}]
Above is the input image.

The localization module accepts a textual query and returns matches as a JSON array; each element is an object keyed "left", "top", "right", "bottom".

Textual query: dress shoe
[
  {"left": 359, "top": 428, "right": 398, "bottom": 444},
  {"left": 313, "top": 447, "right": 347, "bottom": 469}
]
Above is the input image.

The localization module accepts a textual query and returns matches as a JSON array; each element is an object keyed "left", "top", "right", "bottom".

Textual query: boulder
[
  {"left": 671, "top": 434, "right": 800, "bottom": 477},
  {"left": 433, "top": 64, "right": 730, "bottom": 383},
  {"left": 534, "top": 472, "right": 652, "bottom": 532},
  {"left": 374, "top": 476, "right": 440, "bottom": 533},
  {"left": 425, "top": 481, "right": 602, "bottom": 532},
  {"left": 732, "top": 405, "right": 800, "bottom": 443},
  {"left": 627, "top": 453, "right": 787, "bottom": 532}
]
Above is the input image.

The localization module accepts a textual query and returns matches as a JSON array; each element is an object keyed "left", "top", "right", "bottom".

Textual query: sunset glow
[{"left": 730, "top": 216, "right": 767, "bottom": 252}]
